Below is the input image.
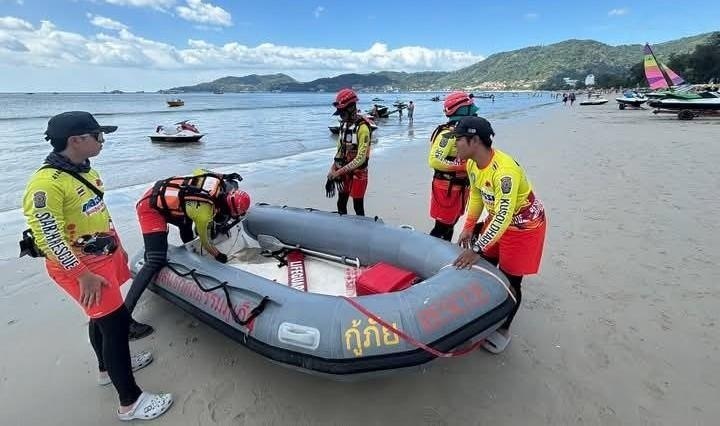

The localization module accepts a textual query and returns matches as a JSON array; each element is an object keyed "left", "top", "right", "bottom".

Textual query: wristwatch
[{"left": 471, "top": 242, "right": 482, "bottom": 254}]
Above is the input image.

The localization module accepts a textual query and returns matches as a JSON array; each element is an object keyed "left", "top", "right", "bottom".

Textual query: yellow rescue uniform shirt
[
  {"left": 464, "top": 149, "right": 544, "bottom": 250},
  {"left": 22, "top": 167, "right": 115, "bottom": 278}
]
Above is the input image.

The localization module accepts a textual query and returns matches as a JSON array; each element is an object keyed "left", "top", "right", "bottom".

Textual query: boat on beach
[
  {"left": 167, "top": 99, "right": 184, "bottom": 107},
  {"left": 579, "top": 99, "right": 608, "bottom": 106},
  {"left": 130, "top": 204, "right": 515, "bottom": 378},
  {"left": 616, "top": 91, "right": 648, "bottom": 109}
]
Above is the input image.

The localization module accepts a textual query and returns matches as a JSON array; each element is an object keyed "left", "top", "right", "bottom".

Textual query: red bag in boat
[{"left": 356, "top": 262, "right": 418, "bottom": 296}]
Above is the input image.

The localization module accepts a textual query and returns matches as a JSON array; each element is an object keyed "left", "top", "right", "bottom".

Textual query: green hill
[
  {"left": 165, "top": 31, "right": 718, "bottom": 92},
  {"left": 170, "top": 73, "right": 297, "bottom": 92},
  {"left": 439, "top": 32, "right": 716, "bottom": 89}
]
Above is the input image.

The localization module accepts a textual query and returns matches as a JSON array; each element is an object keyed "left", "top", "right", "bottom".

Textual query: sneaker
[
  {"left": 98, "top": 351, "right": 154, "bottom": 386},
  {"left": 117, "top": 392, "right": 173, "bottom": 421},
  {"left": 129, "top": 321, "right": 155, "bottom": 341}
]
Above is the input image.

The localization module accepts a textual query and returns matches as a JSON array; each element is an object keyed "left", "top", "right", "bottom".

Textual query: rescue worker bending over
[{"left": 125, "top": 169, "right": 251, "bottom": 316}]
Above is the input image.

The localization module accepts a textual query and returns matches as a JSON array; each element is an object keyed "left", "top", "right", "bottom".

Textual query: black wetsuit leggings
[
  {"left": 126, "top": 219, "right": 196, "bottom": 313},
  {"left": 88, "top": 305, "right": 142, "bottom": 406},
  {"left": 482, "top": 255, "right": 523, "bottom": 329},
  {"left": 430, "top": 220, "right": 456, "bottom": 241},
  {"left": 337, "top": 192, "right": 365, "bottom": 216}
]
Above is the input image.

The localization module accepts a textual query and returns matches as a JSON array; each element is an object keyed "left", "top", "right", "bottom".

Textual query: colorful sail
[
  {"left": 643, "top": 43, "right": 685, "bottom": 89},
  {"left": 661, "top": 63, "right": 685, "bottom": 86}
]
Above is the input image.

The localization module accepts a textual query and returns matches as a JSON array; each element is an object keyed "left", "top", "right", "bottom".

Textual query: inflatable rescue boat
[{"left": 130, "top": 204, "right": 516, "bottom": 378}]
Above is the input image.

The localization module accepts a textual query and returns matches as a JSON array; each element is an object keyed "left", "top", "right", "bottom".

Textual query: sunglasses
[{"left": 81, "top": 132, "right": 105, "bottom": 143}]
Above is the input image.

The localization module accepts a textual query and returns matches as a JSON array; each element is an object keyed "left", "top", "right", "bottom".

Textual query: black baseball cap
[
  {"left": 445, "top": 116, "right": 495, "bottom": 139},
  {"left": 44, "top": 111, "right": 117, "bottom": 142}
]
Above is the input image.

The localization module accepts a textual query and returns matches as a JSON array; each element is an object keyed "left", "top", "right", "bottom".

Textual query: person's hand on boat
[
  {"left": 453, "top": 248, "right": 481, "bottom": 269},
  {"left": 457, "top": 229, "right": 473, "bottom": 249},
  {"left": 78, "top": 271, "right": 109, "bottom": 308},
  {"left": 214, "top": 252, "right": 228, "bottom": 263}
]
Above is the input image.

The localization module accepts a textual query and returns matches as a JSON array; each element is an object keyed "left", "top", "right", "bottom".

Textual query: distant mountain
[
  {"left": 164, "top": 32, "right": 718, "bottom": 92},
  {"left": 169, "top": 73, "right": 297, "bottom": 92}
]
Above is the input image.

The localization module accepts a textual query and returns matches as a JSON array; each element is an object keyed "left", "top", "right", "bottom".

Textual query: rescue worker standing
[
  {"left": 427, "top": 91, "right": 478, "bottom": 241},
  {"left": 22, "top": 111, "right": 173, "bottom": 420},
  {"left": 450, "top": 116, "right": 547, "bottom": 354},
  {"left": 327, "top": 88, "right": 373, "bottom": 216},
  {"left": 125, "top": 170, "right": 251, "bottom": 315}
]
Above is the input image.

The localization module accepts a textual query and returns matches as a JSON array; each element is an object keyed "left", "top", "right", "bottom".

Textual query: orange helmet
[
  {"left": 333, "top": 88, "right": 359, "bottom": 114},
  {"left": 225, "top": 189, "right": 250, "bottom": 218},
  {"left": 443, "top": 91, "right": 475, "bottom": 116}
]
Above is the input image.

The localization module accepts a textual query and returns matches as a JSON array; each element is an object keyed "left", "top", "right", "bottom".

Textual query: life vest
[
  {"left": 149, "top": 172, "right": 229, "bottom": 219},
  {"left": 429, "top": 122, "right": 469, "bottom": 185},
  {"left": 337, "top": 116, "right": 373, "bottom": 169}
]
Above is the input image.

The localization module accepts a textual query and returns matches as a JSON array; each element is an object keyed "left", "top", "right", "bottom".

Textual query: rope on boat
[{"left": 164, "top": 262, "right": 270, "bottom": 327}]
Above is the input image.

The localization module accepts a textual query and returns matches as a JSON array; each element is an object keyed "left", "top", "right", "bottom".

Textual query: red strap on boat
[
  {"left": 340, "top": 296, "right": 484, "bottom": 358},
  {"left": 286, "top": 250, "right": 308, "bottom": 292}
]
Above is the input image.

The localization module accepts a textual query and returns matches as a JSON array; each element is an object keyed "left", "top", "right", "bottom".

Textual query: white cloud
[
  {"left": 523, "top": 12, "right": 539, "bottom": 21},
  {"left": 103, "top": 0, "right": 175, "bottom": 10},
  {"left": 0, "top": 32, "right": 28, "bottom": 51},
  {"left": 175, "top": 0, "right": 232, "bottom": 27},
  {"left": 0, "top": 16, "right": 483, "bottom": 85},
  {"left": 0, "top": 16, "right": 34, "bottom": 31},
  {"left": 314, "top": 6, "right": 325, "bottom": 19},
  {"left": 87, "top": 14, "right": 130, "bottom": 31},
  {"left": 608, "top": 8, "right": 629, "bottom": 16}
]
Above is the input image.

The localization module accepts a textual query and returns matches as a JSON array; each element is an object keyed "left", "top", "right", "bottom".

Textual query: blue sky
[{"left": 0, "top": 0, "right": 717, "bottom": 91}]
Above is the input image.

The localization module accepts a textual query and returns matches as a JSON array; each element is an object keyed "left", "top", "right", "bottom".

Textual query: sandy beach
[{"left": 1, "top": 102, "right": 719, "bottom": 425}]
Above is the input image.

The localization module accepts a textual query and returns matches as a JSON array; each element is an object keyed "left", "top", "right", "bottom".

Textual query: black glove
[
  {"left": 325, "top": 178, "right": 336, "bottom": 198},
  {"left": 215, "top": 252, "right": 228, "bottom": 263}
]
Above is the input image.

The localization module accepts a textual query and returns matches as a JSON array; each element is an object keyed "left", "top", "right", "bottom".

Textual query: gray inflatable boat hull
[{"left": 130, "top": 204, "right": 515, "bottom": 378}]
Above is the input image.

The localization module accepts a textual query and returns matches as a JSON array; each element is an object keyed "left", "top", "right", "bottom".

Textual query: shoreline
[{"left": 2, "top": 102, "right": 718, "bottom": 425}]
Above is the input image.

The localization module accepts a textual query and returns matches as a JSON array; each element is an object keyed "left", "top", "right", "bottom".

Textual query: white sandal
[
  {"left": 482, "top": 331, "right": 511, "bottom": 354},
  {"left": 98, "top": 351, "right": 153, "bottom": 386},
  {"left": 117, "top": 392, "right": 173, "bottom": 421}
]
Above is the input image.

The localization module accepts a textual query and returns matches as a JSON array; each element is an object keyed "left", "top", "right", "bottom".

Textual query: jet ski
[
  {"left": 649, "top": 92, "right": 720, "bottom": 120},
  {"left": 149, "top": 121, "right": 204, "bottom": 142},
  {"left": 615, "top": 91, "right": 648, "bottom": 109}
]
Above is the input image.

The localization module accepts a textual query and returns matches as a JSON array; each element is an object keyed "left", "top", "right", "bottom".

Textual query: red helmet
[
  {"left": 443, "top": 91, "right": 475, "bottom": 116},
  {"left": 225, "top": 189, "right": 250, "bottom": 218},
  {"left": 333, "top": 88, "right": 359, "bottom": 111}
]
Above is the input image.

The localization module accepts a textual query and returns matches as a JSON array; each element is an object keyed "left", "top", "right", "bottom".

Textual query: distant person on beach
[
  {"left": 426, "top": 91, "right": 476, "bottom": 241},
  {"left": 21, "top": 111, "right": 173, "bottom": 421},
  {"left": 126, "top": 170, "right": 250, "bottom": 315},
  {"left": 327, "top": 88, "right": 373, "bottom": 216},
  {"left": 407, "top": 101, "right": 415, "bottom": 123},
  {"left": 450, "top": 116, "right": 547, "bottom": 354},
  {"left": 562, "top": 93, "right": 568, "bottom": 105},
  {"left": 569, "top": 92, "right": 576, "bottom": 106}
]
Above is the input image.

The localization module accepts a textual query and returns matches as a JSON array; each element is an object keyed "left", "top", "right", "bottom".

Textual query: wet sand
[{"left": 1, "top": 102, "right": 718, "bottom": 425}]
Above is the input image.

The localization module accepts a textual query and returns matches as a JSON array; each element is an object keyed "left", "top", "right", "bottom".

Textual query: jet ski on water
[
  {"left": 149, "top": 120, "right": 204, "bottom": 142},
  {"left": 130, "top": 204, "right": 516, "bottom": 379}
]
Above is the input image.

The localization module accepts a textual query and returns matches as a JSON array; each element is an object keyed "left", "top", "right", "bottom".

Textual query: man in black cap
[
  {"left": 22, "top": 111, "right": 173, "bottom": 420},
  {"left": 448, "top": 116, "right": 547, "bottom": 354},
  {"left": 41, "top": 111, "right": 154, "bottom": 339}
]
